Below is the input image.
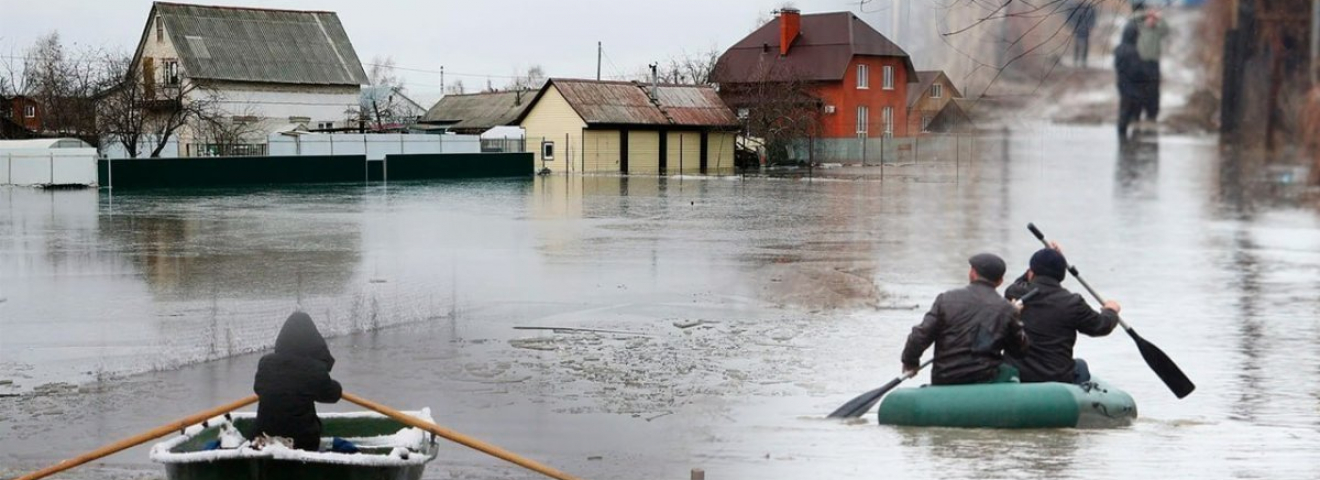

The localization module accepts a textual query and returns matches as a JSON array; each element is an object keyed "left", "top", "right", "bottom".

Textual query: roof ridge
[{"left": 154, "top": 2, "right": 338, "bottom": 16}]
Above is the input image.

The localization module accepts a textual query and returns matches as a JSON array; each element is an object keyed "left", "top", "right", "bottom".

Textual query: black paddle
[
  {"left": 828, "top": 288, "right": 1042, "bottom": 419},
  {"left": 828, "top": 359, "right": 932, "bottom": 419},
  {"left": 1026, "top": 223, "right": 1195, "bottom": 398}
]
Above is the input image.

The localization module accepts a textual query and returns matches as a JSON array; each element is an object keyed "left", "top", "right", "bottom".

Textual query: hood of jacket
[
  {"left": 1121, "top": 22, "right": 1139, "bottom": 46},
  {"left": 273, "top": 311, "right": 335, "bottom": 371}
]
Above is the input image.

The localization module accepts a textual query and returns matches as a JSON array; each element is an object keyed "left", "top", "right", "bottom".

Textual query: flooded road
[{"left": 3, "top": 125, "right": 1319, "bottom": 479}]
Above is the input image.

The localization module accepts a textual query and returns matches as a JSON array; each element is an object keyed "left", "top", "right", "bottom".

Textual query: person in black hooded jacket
[{"left": 253, "top": 311, "right": 343, "bottom": 451}]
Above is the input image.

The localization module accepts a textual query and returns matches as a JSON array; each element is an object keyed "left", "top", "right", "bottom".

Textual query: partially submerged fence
[
  {"left": 98, "top": 152, "right": 533, "bottom": 189},
  {"left": 794, "top": 134, "right": 979, "bottom": 166}
]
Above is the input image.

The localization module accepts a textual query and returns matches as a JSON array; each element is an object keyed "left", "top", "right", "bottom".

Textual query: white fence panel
[{"left": 52, "top": 151, "right": 98, "bottom": 185}]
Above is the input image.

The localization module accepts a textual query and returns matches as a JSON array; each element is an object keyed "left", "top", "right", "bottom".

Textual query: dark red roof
[{"left": 711, "top": 11, "right": 918, "bottom": 84}]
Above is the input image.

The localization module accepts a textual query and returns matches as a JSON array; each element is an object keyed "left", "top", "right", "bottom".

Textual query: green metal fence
[{"left": 99, "top": 153, "right": 533, "bottom": 189}]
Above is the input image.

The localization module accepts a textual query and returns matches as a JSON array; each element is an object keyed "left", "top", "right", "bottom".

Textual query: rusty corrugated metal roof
[
  {"left": 153, "top": 2, "right": 368, "bottom": 86},
  {"left": 533, "top": 79, "right": 738, "bottom": 128},
  {"left": 711, "top": 11, "right": 918, "bottom": 84}
]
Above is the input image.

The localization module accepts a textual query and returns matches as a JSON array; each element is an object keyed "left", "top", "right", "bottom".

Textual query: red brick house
[
  {"left": 711, "top": 9, "right": 918, "bottom": 139},
  {"left": 1, "top": 96, "right": 42, "bottom": 133}
]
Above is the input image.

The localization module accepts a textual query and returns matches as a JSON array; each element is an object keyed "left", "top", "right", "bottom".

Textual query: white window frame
[
  {"left": 882, "top": 107, "right": 894, "bottom": 136},
  {"left": 883, "top": 66, "right": 894, "bottom": 90},
  {"left": 23, "top": 104, "right": 36, "bottom": 118},
  {"left": 856, "top": 105, "right": 869, "bottom": 136},
  {"left": 156, "top": 16, "right": 164, "bottom": 42},
  {"left": 163, "top": 59, "right": 180, "bottom": 86},
  {"left": 317, "top": 122, "right": 335, "bottom": 130},
  {"left": 931, "top": 83, "right": 943, "bottom": 99},
  {"left": 922, "top": 114, "right": 932, "bottom": 132},
  {"left": 856, "top": 64, "right": 869, "bottom": 89}
]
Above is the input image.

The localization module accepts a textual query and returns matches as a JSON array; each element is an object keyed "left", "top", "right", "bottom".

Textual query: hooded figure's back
[
  {"left": 1114, "top": 23, "right": 1150, "bottom": 98},
  {"left": 253, "top": 312, "right": 342, "bottom": 450}
]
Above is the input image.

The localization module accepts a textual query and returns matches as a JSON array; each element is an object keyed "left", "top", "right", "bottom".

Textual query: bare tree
[
  {"left": 718, "top": 62, "right": 823, "bottom": 165},
  {"left": 193, "top": 105, "right": 265, "bottom": 156},
  {"left": 445, "top": 79, "right": 466, "bottom": 95},
  {"left": 99, "top": 53, "right": 221, "bottom": 158},
  {"left": 361, "top": 55, "right": 416, "bottom": 130},
  {"left": 656, "top": 48, "right": 722, "bottom": 85},
  {"left": 1, "top": 32, "right": 113, "bottom": 143}
]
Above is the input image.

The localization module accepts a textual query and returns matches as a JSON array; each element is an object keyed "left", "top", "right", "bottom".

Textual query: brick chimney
[{"left": 779, "top": 8, "right": 800, "bottom": 56}]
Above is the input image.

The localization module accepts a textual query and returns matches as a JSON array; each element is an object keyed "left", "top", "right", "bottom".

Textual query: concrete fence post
[{"left": 690, "top": 468, "right": 704, "bottom": 480}]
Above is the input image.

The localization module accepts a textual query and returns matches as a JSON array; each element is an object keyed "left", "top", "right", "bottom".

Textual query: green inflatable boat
[{"left": 876, "top": 378, "right": 1137, "bottom": 429}]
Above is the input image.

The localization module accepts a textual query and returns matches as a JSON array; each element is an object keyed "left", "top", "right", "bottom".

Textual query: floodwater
[{"left": 2, "top": 125, "right": 1319, "bottom": 479}]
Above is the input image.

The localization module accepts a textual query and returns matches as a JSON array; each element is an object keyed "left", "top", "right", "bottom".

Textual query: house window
[
  {"left": 317, "top": 122, "right": 335, "bottom": 130},
  {"left": 24, "top": 105, "right": 36, "bottom": 118},
  {"left": 156, "top": 16, "right": 164, "bottom": 42},
  {"left": 857, "top": 64, "right": 869, "bottom": 89},
  {"left": 922, "top": 114, "right": 932, "bottom": 132},
  {"left": 163, "top": 60, "right": 180, "bottom": 86},
  {"left": 931, "top": 84, "right": 943, "bottom": 99},
  {"left": 883, "top": 66, "right": 894, "bottom": 90},
  {"left": 882, "top": 107, "right": 894, "bottom": 136},
  {"left": 856, "top": 105, "right": 869, "bottom": 136}
]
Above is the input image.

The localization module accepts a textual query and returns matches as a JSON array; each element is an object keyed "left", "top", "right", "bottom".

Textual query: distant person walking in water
[
  {"left": 1114, "top": 22, "right": 1151, "bottom": 138},
  {"left": 254, "top": 311, "right": 343, "bottom": 451},
  {"left": 1128, "top": 1, "right": 1169, "bottom": 123},
  {"left": 1068, "top": 0, "right": 1098, "bottom": 68},
  {"left": 901, "top": 254, "right": 1030, "bottom": 385}
]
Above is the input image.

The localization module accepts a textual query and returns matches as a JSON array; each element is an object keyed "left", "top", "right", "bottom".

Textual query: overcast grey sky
[{"left": 1, "top": 0, "right": 928, "bottom": 99}]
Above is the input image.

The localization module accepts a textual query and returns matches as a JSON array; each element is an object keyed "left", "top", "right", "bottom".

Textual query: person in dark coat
[
  {"left": 1004, "top": 245, "right": 1121, "bottom": 384},
  {"left": 1068, "top": 0, "right": 1099, "bottom": 68},
  {"left": 901, "top": 253, "right": 1030, "bottom": 385},
  {"left": 1114, "top": 22, "right": 1150, "bottom": 139},
  {"left": 254, "top": 311, "right": 343, "bottom": 451}
]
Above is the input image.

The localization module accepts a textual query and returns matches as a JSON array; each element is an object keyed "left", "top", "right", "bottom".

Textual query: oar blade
[
  {"left": 1127, "top": 328, "right": 1195, "bottom": 398},
  {"left": 828, "top": 377, "right": 903, "bottom": 419}
]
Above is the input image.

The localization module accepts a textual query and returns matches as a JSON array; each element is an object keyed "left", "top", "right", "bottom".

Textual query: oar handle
[
  {"left": 15, "top": 395, "right": 259, "bottom": 480},
  {"left": 905, "top": 358, "right": 935, "bottom": 378},
  {"left": 341, "top": 392, "right": 581, "bottom": 480},
  {"left": 1026, "top": 223, "right": 1127, "bottom": 329}
]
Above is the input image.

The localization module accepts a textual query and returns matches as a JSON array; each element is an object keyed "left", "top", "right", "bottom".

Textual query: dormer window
[{"left": 932, "top": 83, "right": 943, "bottom": 99}]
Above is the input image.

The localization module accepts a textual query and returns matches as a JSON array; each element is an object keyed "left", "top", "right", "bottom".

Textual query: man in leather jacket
[
  {"left": 901, "top": 253, "right": 1030, "bottom": 385},
  {"left": 1005, "top": 244, "right": 1121, "bottom": 384}
]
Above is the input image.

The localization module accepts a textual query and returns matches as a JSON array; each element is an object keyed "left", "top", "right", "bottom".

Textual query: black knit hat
[
  {"left": 968, "top": 253, "right": 1007, "bottom": 282},
  {"left": 1030, "top": 248, "right": 1068, "bottom": 282}
]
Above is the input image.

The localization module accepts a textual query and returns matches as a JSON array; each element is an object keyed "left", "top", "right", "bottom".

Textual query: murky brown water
[{"left": 3, "top": 125, "right": 1319, "bottom": 479}]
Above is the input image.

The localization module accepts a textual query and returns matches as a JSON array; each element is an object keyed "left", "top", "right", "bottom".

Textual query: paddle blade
[
  {"left": 828, "top": 377, "right": 903, "bottom": 419},
  {"left": 1126, "top": 328, "right": 1195, "bottom": 398}
]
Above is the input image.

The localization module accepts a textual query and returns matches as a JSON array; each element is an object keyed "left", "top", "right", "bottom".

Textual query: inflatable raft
[{"left": 876, "top": 378, "right": 1137, "bottom": 429}]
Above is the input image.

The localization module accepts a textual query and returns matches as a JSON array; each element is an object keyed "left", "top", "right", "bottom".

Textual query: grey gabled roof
[
  {"left": 148, "top": 2, "right": 368, "bottom": 86},
  {"left": 420, "top": 91, "right": 534, "bottom": 132},
  {"left": 514, "top": 79, "right": 739, "bottom": 128}
]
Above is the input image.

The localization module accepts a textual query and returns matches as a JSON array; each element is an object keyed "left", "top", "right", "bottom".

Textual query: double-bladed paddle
[
  {"left": 828, "top": 288, "right": 1041, "bottom": 419},
  {"left": 1026, "top": 223, "right": 1195, "bottom": 398}
]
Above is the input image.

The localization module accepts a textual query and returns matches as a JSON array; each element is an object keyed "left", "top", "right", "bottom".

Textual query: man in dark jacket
[
  {"left": 901, "top": 253, "right": 1030, "bottom": 385},
  {"left": 1005, "top": 245, "right": 1121, "bottom": 384},
  {"left": 1068, "top": 0, "right": 1098, "bottom": 68},
  {"left": 254, "top": 312, "right": 343, "bottom": 451},
  {"left": 1115, "top": 23, "right": 1150, "bottom": 139}
]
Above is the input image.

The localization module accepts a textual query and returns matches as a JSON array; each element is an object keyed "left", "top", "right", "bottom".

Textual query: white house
[{"left": 127, "top": 2, "right": 369, "bottom": 156}]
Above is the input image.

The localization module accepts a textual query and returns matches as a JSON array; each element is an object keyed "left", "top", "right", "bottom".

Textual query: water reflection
[
  {"left": 1115, "top": 133, "right": 1160, "bottom": 199},
  {"left": 899, "top": 427, "right": 1081, "bottom": 478}
]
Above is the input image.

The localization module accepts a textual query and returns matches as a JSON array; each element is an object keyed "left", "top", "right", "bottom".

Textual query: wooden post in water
[{"left": 691, "top": 467, "right": 705, "bottom": 480}]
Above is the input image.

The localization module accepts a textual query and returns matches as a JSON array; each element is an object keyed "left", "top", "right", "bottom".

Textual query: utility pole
[
  {"left": 440, "top": 66, "right": 445, "bottom": 93},
  {"left": 597, "top": 42, "right": 602, "bottom": 81}
]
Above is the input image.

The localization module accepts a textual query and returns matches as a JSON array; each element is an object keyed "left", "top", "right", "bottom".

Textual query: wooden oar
[
  {"left": 827, "top": 359, "right": 932, "bottom": 419},
  {"left": 341, "top": 392, "right": 581, "bottom": 480},
  {"left": 15, "top": 395, "right": 259, "bottom": 480},
  {"left": 1027, "top": 223, "right": 1195, "bottom": 398}
]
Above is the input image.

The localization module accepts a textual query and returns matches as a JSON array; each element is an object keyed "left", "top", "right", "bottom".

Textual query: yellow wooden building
[{"left": 517, "top": 78, "right": 740, "bottom": 175}]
